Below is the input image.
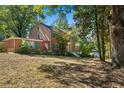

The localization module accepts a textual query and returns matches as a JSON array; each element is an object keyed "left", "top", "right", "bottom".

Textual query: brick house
[
  {"left": 3, "top": 37, "right": 50, "bottom": 52},
  {"left": 3, "top": 23, "right": 65, "bottom": 52},
  {"left": 3, "top": 23, "right": 80, "bottom": 53},
  {"left": 29, "top": 23, "right": 65, "bottom": 52}
]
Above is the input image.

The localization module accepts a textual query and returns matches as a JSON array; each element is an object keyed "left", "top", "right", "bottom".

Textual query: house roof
[
  {"left": 40, "top": 23, "right": 53, "bottom": 31},
  {"left": 3, "top": 37, "right": 49, "bottom": 42},
  {"left": 38, "top": 23, "right": 66, "bottom": 33}
]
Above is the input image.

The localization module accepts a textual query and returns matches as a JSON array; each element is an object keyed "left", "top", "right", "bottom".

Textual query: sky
[{"left": 45, "top": 12, "right": 75, "bottom": 26}]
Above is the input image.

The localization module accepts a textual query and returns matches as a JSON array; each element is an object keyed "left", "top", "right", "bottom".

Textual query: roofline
[
  {"left": 40, "top": 23, "right": 53, "bottom": 31},
  {"left": 31, "top": 23, "right": 68, "bottom": 33},
  {"left": 3, "top": 37, "right": 50, "bottom": 42}
]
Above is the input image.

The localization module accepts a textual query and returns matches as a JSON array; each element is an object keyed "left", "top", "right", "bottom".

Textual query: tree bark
[
  {"left": 109, "top": 6, "right": 124, "bottom": 68},
  {"left": 101, "top": 29, "right": 105, "bottom": 61},
  {"left": 94, "top": 6, "right": 102, "bottom": 60}
]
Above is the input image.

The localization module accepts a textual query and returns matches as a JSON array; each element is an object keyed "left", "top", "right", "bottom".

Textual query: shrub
[
  {"left": 27, "top": 48, "right": 44, "bottom": 55},
  {"left": 80, "top": 41, "right": 95, "bottom": 57},
  {"left": 17, "top": 47, "right": 30, "bottom": 54},
  {"left": 17, "top": 40, "right": 30, "bottom": 54},
  {"left": 0, "top": 42, "right": 5, "bottom": 52}
]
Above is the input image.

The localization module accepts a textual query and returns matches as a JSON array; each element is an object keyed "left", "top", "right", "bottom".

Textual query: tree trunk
[
  {"left": 109, "top": 6, "right": 124, "bottom": 68},
  {"left": 100, "top": 13, "right": 106, "bottom": 62},
  {"left": 107, "top": 20, "right": 112, "bottom": 58},
  {"left": 94, "top": 6, "right": 102, "bottom": 60},
  {"left": 101, "top": 29, "right": 105, "bottom": 61}
]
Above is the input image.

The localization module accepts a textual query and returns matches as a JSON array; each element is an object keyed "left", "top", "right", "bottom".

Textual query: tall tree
[
  {"left": 44, "top": 5, "right": 72, "bottom": 30},
  {"left": 96, "top": 6, "right": 110, "bottom": 61},
  {"left": 0, "top": 6, "right": 13, "bottom": 38},
  {"left": 0, "top": 5, "right": 45, "bottom": 38},
  {"left": 73, "top": 6, "right": 95, "bottom": 40},
  {"left": 55, "top": 12, "right": 69, "bottom": 29},
  {"left": 73, "top": 5, "right": 110, "bottom": 60},
  {"left": 109, "top": 6, "right": 124, "bottom": 68},
  {"left": 94, "top": 5, "right": 102, "bottom": 60}
]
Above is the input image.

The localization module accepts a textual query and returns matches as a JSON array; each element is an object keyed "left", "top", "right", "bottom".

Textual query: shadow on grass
[{"left": 38, "top": 61, "right": 124, "bottom": 88}]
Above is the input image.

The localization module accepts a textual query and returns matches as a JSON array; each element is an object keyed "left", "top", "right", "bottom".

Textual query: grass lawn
[{"left": 0, "top": 53, "right": 124, "bottom": 88}]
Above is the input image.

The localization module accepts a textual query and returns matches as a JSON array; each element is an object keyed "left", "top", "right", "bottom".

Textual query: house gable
[
  {"left": 29, "top": 23, "right": 69, "bottom": 52},
  {"left": 29, "top": 23, "right": 52, "bottom": 41}
]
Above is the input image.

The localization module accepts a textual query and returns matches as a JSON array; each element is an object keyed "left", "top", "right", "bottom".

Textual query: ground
[{"left": 0, "top": 53, "right": 124, "bottom": 88}]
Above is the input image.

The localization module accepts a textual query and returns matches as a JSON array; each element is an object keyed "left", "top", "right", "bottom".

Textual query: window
[{"left": 38, "top": 32, "right": 43, "bottom": 39}]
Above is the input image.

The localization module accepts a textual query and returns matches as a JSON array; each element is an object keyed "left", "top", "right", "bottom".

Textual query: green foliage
[
  {"left": 73, "top": 5, "right": 111, "bottom": 59},
  {"left": 45, "top": 6, "right": 73, "bottom": 30},
  {"left": 55, "top": 12, "right": 69, "bottom": 29},
  {"left": 53, "top": 28, "right": 68, "bottom": 54},
  {"left": 0, "top": 42, "right": 5, "bottom": 52},
  {"left": 0, "top": 5, "right": 45, "bottom": 38},
  {"left": 17, "top": 40, "right": 30, "bottom": 54},
  {"left": 73, "top": 6, "right": 95, "bottom": 40},
  {"left": 21, "top": 40, "right": 30, "bottom": 48},
  {"left": 0, "top": 5, "right": 111, "bottom": 59},
  {"left": 17, "top": 40, "right": 44, "bottom": 54},
  {"left": 80, "top": 40, "right": 95, "bottom": 57}
]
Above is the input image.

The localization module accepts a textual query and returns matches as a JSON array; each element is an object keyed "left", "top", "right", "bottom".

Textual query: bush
[
  {"left": 17, "top": 40, "right": 30, "bottom": 54},
  {"left": 0, "top": 42, "right": 5, "bottom": 52},
  {"left": 30, "top": 48, "right": 43, "bottom": 55},
  {"left": 17, "top": 40, "right": 44, "bottom": 54},
  {"left": 80, "top": 41, "right": 95, "bottom": 57},
  {"left": 17, "top": 46, "right": 30, "bottom": 54}
]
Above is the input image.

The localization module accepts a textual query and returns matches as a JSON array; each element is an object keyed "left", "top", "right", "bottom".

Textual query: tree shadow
[{"left": 38, "top": 61, "right": 124, "bottom": 88}]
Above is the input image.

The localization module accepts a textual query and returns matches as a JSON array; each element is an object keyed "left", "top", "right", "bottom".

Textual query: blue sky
[{"left": 45, "top": 12, "right": 75, "bottom": 26}]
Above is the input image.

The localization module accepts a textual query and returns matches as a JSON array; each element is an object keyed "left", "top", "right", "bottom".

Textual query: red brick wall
[
  {"left": 39, "top": 25, "right": 52, "bottom": 41},
  {"left": 3, "top": 38, "right": 51, "bottom": 52},
  {"left": 3, "top": 38, "right": 22, "bottom": 52},
  {"left": 29, "top": 27, "right": 39, "bottom": 39},
  {"left": 4, "top": 39, "right": 14, "bottom": 52},
  {"left": 37, "top": 41, "right": 50, "bottom": 50},
  {"left": 29, "top": 24, "right": 52, "bottom": 41},
  {"left": 29, "top": 24, "right": 52, "bottom": 50},
  {"left": 15, "top": 39, "right": 22, "bottom": 51}
]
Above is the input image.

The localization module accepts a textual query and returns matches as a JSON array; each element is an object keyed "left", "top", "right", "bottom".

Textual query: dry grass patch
[{"left": 0, "top": 53, "right": 124, "bottom": 88}]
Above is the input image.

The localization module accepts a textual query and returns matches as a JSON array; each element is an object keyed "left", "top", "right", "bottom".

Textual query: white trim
[
  {"left": 45, "top": 34, "right": 50, "bottom": 41},
  {"left": 39, "top": 28, "right": 50, "bottom": 41},
  {"left": 3, "top": 37, "right": 44, "bottom": 42},
  {"left": 39, "top": 29, "right": 47, "bottom": 40}
]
